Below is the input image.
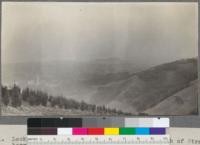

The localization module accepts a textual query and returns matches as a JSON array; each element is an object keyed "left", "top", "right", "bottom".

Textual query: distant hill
[
  {"left": 90, "top": 58, "right": 198, "bottom": 115},
  {"left": 2, "top": 58, "right": 140, "bottom": 101}
]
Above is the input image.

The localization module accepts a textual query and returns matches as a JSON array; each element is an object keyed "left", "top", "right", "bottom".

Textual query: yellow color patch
[{"left": 104, "top": 128, "right": 119, "bottom": 135}]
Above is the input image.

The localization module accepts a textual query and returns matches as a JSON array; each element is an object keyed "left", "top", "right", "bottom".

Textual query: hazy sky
[{"left": 2, "top": 2, "right": 198, "bottom": 66}]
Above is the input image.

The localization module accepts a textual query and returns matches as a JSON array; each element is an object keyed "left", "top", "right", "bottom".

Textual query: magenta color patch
[{"left": 72, "top": 128, "right": 88, "bottom": 135}]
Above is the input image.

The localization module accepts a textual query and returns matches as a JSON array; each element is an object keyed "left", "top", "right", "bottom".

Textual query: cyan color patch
[{"left": 135, "top": 128, "right": 150, "bottom": 135}]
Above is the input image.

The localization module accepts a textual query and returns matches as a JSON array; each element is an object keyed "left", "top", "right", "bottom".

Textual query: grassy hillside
[
  {"left": 144, "top": 80, "right": 198, "bottom": 115},
  {"left": 90, "top": 58, "right": 198, "bottom": 114}
]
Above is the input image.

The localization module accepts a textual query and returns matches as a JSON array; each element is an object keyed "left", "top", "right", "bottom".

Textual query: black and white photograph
[{"left": 1, "top": 2, "right": 198, "bottom": 116}]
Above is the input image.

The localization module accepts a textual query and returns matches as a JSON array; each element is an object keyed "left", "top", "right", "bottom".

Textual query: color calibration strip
[
  {"left": 27, "top": 118, "right": 169, "bottom": 128},
  {"left": 28, "top": 127, "right": 166, "bottom": 135}
]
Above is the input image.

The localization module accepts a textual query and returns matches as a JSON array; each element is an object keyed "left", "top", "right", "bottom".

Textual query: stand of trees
[{"left": 1, "top": 84, "right": 131, "bottom": 115}]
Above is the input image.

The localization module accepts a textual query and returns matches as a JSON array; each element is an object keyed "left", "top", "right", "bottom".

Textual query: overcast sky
[{"left": 2, "top": 2, "right": 198, "bottom": 66}]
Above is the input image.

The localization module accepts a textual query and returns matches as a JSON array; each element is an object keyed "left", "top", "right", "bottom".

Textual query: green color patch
[{"left": 119, "top": 128, "right": 136, "bottom": 135}]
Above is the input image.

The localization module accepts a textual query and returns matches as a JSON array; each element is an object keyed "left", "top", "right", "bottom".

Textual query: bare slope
[
  {"left": 91, "top": 58, "right": 197, "bottom": 115},
  {"left": 144, "top": 80, "right": 198, "bottom": 115}
]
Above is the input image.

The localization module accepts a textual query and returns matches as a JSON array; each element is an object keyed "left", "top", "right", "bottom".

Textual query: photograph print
[{"left": 1, "top": 2, "right": 198, "bottom": 116}]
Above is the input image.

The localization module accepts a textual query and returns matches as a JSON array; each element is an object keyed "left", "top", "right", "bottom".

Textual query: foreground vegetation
[{"left": 1, "top": 84, "right": 131, "bottom": 116}]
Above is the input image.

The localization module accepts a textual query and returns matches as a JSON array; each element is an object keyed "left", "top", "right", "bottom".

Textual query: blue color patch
[{"left": 135, "top": 128, "right": 150, "bottom": 135}]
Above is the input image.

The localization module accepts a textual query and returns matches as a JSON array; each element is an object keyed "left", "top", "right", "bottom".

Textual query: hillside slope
[
  {"left": 90, "top": 58, "right": 197, "bottom": 115},
  {"left": 144, "top": 80, "right": 198, "bottom": 115}
]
